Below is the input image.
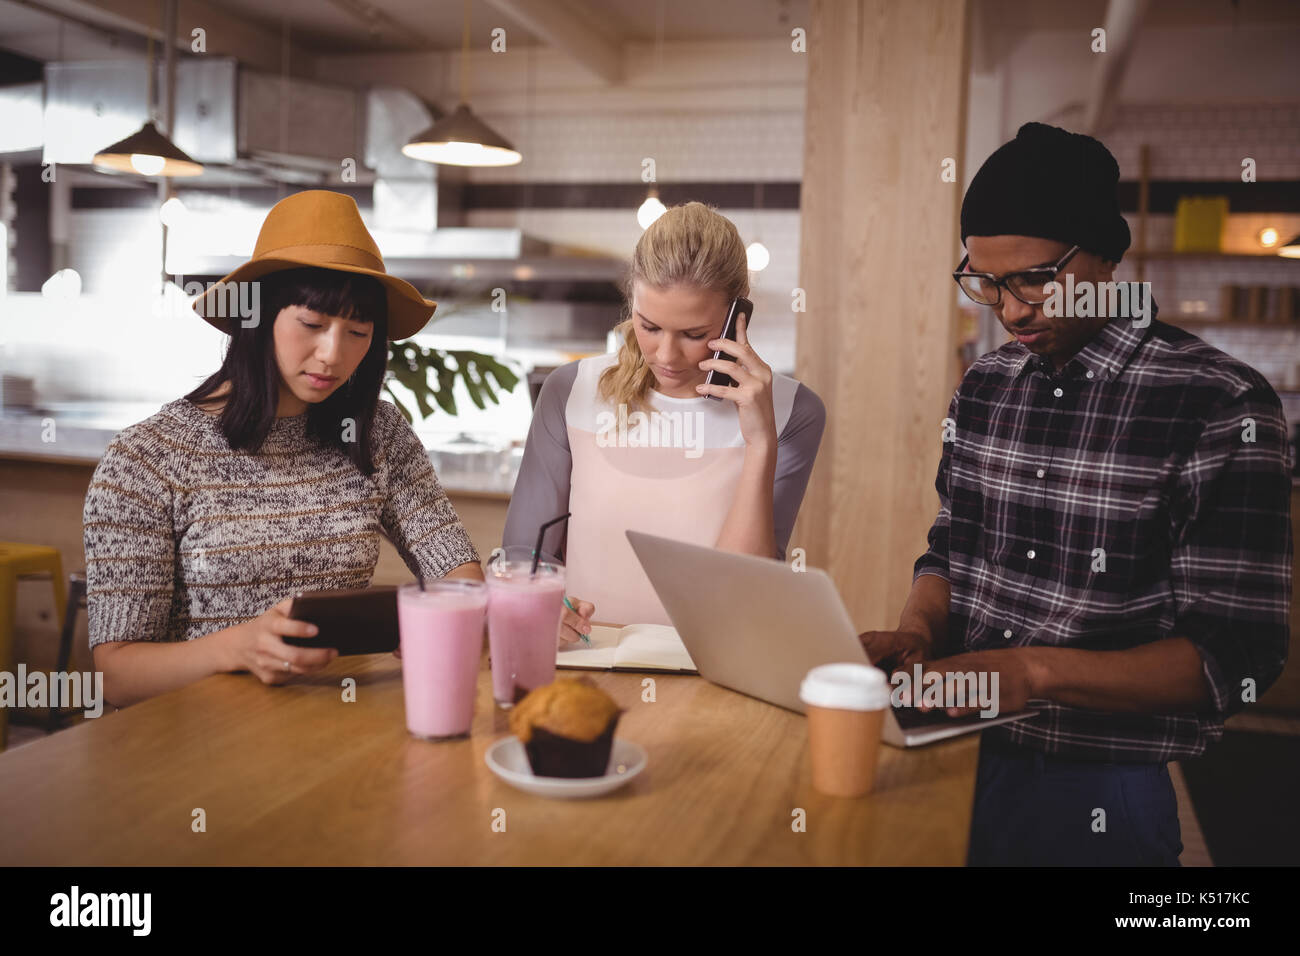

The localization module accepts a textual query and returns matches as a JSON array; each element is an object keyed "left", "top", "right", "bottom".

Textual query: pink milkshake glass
[
  {"left": 486, "top": 548, "right": 566, "bottom": 708},
  {"left": 397, "top": 580, "right": 487, "bottom": 740}
]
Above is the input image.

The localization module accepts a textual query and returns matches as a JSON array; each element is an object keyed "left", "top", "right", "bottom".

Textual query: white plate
[{"left": 484, "top": 736, "right": 647, "bottom": 799}]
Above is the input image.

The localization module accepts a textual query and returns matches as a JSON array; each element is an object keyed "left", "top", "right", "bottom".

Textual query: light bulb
[
  {"left": 130, "top": 153, "right": 167, "bottom": 176},
  {"left": 746, "top": 241, "right": 770, "bottom": 271},
  {"left": 41, "top": 268, "right": 82, "bottom": 299},
  {"left": 637, "top": 195, "right": 666, "bottom": 230},
  {"left": 1258, "top": 227, "right": 1279, "bottom": 248},
  {"left": 400, "top": 141, "right": 521, "bottom": 167},
  {"left": 159, "top": 196, "right": 187, "bottom": 228}
]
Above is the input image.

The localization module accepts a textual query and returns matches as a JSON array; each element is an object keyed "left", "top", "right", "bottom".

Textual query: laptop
[{"left": 626, "top": 530, "right": 1038, "bottom": 747}]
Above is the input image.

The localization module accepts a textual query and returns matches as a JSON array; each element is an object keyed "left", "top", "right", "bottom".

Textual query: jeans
[{"left": 967, "top": 733, "right": 1184, "bottom": 866}]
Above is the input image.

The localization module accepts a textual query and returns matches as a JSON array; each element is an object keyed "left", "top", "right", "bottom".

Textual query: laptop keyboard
[{"left": 890, "top": 704, "right": 994, "bottom": 732}]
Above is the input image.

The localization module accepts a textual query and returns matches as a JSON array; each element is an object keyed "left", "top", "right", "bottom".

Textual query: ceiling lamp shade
[
  {"left": 93, "top": 120, "right": 203, "bottom": 178},
  {"left": 1278, "top": 234, "right": 1300, "bottom": 259},
  {"left": 402, "top": 103, "right": 521, "bottom": 167}
]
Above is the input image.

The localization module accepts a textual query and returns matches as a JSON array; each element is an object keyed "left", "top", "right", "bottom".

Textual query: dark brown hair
[{"left": 185, "top": 267, "right": 390, "bottom": 476}]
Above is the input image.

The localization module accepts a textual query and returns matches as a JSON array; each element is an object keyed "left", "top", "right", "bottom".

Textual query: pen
[{"left": 563, "top": 595, "right": 591, "bottom": 645}]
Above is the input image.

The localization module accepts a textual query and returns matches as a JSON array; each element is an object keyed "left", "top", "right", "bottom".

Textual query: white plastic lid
[{"left": 799, "top": 663, "right": 891, "bottom": 711}]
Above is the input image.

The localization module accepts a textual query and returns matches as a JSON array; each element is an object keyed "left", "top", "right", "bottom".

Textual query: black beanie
[{"left": 961, "top": 122, "right": 1131, "bottom": 263}]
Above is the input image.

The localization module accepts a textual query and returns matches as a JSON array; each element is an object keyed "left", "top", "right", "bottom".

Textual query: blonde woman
[{"left": 503, "top": 202, "right": 825, "bottom": 640}]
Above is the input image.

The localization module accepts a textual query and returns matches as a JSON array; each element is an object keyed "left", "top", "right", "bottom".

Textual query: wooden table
[{"left": 0, "top": 650, "right": 980, "bottom": 865}]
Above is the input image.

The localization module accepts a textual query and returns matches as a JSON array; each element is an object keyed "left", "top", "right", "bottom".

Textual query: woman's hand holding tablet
[{"left": 231, "top": 597, "right": 338, "bottom": 684}]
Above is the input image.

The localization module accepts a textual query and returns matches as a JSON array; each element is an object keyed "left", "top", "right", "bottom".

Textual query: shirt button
[
  {"left": 1085, "top": 370, "right": 1095, "bottom": 379},
  {"left": 1003, "top": 629, "right": 1013, "bottom": 639},
  {"left": 1053, "top": 387, "right": 1064, "bottom": 397},
  {"left": 1027, "top": 549, "right": 1036, "bottom": 559},
  {"left": 1036, "top": 468, "right": 1045, "bottom": 478}
]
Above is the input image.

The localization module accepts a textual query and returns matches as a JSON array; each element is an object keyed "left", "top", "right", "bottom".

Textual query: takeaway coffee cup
[{"left": 800, "top": 663, "right": 891, "bottom": 797}]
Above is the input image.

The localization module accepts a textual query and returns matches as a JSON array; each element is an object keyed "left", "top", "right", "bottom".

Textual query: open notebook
[{"left": 555, "top": 623, "right": 698, "bottom": 674}]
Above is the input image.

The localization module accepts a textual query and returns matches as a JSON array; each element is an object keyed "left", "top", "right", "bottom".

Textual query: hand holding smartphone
[
  {"left": 703, "top": 297, "right": 754, "bottom": 400},
  {"left": 285, "top": 585, "right": 399, "bottom": 656}
]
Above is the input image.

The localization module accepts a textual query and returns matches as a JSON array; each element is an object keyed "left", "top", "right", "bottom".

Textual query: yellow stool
[{"left": 0, "top": 543, "right": 68, "bottom": 752}]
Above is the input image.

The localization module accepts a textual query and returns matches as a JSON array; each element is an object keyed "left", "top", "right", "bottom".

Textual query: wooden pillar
[{"left": 794, "top": 0, "right": 970, "bottom": 629}]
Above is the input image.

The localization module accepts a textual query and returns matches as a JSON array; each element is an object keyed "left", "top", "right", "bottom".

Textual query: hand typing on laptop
[
  {"left": 857, "top": 628, "right": 933, "bottom": 677},
  {"left": 895, "top": 648, "right": 1038, "bottom": 718}
]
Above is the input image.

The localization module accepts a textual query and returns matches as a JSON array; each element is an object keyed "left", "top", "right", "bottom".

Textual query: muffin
[{"left": 509, "top": 678, "right": 623, "bottom": 778}]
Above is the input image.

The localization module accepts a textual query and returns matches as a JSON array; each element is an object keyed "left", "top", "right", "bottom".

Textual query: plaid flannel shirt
[{"left": 914, "top": 311, "right": 1293, "bottom": 762}]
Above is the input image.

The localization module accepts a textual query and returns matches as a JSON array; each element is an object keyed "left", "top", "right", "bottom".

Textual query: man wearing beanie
[{"left": 860, "top": 123, "right": 1292, "bottom": 866}]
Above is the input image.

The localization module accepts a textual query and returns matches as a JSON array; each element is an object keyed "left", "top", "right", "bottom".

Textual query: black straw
[
  {"left": 532, "top": 512, "right": 571, "bottom": 575},
  {"left": 417, "top": 573, "right": 426, "bottom": 591}
]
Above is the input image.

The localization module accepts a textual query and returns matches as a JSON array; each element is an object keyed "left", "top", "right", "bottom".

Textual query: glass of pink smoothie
[
  {"left": 485, "top": 551, "right": 566, "bottom": 709},
  {"left": 397, "top": 580, "right": 487, "bottom": 740}
]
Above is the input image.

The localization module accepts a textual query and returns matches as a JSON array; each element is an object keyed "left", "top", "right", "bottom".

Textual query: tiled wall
[
  {"left": 1118, "top": 249, "right": 1299, "bottom": 322},
  {"left": 1106, "top": 102, "right": 1300, "bottom": 402},
  {"left": 1103, "top": 103, "right": 1300, "bottom": 181},
  {"left": 469, "top": 110, "right": 805, "bottom": 183},
  {"left": 1191, "top": 323, "right": 1300, "bottom": 393}
]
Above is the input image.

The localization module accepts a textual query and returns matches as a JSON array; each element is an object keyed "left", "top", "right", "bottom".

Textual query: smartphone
[
  {"left": 703, "top": 297, "right": 754, "bottom": 400},
  {"left": 285, "top": 585, "right": 399, "bottom": 656}
]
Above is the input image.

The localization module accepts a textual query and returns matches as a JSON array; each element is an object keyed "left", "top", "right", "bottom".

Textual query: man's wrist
[
  {"left": 897, "top": 619, "right": 937, "bottom": 658},
  {"left": 1019, "top": 645, "right": 1053, "bottom": 699}
]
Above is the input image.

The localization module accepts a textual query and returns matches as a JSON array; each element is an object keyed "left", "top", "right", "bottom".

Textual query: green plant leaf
[
  {"left": 385, "top": 336, "right": 521, "bottom": 422},
  {"left": 484, "top": 357, "right": 520, "bottom": 392},
  {"left": 472, "top": 362, "right": 498, "bottom": 404},
  {"left": 390, "top": 362, "right": 433, "bottom": 419}
]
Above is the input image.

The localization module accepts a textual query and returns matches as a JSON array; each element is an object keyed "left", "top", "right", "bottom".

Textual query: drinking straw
[
  {"left": 417, "top": 573, "right": 426, "bottom": 591},
  {"left": 531, "top": 512, "right": 571, "bottom": 575}
]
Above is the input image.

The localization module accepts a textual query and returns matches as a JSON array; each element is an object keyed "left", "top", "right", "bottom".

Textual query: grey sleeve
[
  {"left": 502, "top": 361, "right": 579, "bottom": 560},
  {"left": 83, "top": 428, "right": 178, "bottom": 647},
  {"left": 378, "top": 402, "right": 480, "bottom": 579},
  {"left": 772, "top": 382, "right": 827, "bottom": 562}
]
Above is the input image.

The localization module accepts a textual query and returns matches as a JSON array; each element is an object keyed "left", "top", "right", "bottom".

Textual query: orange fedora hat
[{"left": 190, "top": 190, "right": 436, "bottom": 340}]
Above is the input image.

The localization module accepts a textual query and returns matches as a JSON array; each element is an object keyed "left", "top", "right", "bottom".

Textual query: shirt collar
[{"left": 1011, "top": 299, "right": 1157, "bottom": 382}]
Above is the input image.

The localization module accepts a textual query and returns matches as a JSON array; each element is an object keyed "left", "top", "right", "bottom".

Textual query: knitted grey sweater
[{"left": 82, "top": 397, "right": 480, "bottom": 647}]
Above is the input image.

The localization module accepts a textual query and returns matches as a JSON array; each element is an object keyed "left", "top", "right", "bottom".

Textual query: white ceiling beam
[
  {"left": 323, "top": 0, "right": 436, "bottom": 48},
  {"left": 481, "top": 0, "right": 622, "bottom": 84},
  {"left": 1082, "top": 0, "right": 1151, "bottom": 135}
]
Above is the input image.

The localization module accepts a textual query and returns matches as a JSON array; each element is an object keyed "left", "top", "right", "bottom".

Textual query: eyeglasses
[{"left": 952, "top": 245, "right": 1081, "bottom": 307}]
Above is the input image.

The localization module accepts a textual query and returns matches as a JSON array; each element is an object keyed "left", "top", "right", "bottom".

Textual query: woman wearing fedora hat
[{"left": 83, "top": 190, "right": 482, "bottom": 708}]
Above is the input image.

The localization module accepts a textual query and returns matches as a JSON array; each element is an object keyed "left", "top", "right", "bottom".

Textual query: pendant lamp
[
  {"left": 92, "top": 17, "right": 202, "bottom": 178},
  {"left": 403, "top": 0, "right": 521, "bottom": 167}
]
